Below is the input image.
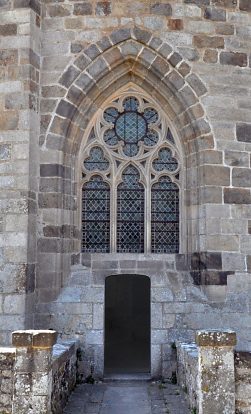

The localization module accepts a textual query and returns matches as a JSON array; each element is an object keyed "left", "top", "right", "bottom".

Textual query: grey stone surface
[{"left": 63, "top": 381, "right": 189, "bottom": 414}]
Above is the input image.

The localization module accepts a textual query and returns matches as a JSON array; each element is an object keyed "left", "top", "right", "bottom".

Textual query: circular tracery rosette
[{"left": 100, "top": 95, "right": 164, "bottom": 160}]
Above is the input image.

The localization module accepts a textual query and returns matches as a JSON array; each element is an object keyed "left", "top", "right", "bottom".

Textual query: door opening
[{"left": 104, "top": 274, "right": 150, "bottom": 375}]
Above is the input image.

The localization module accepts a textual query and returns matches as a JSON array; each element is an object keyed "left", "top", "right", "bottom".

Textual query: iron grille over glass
[
  {"left": 103, "top": 96, "right": 159, "bottom": 157},
  {"left": 117, "top": 166, "right": 144, "bottom": 253},
  {"left": 82, "top": 92, "right": 181, "bottom": 254},
  {"left": 82, "top": 176, "right": 110, "bottom": 253},
  {"left": 84, "top": 147, "right": 109, "bottom": 171},
  {"left": 151, "top": 177, "right": 179, "bottom": 253}
]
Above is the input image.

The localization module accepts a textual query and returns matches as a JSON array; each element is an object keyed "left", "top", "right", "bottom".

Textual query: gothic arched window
[{"left": 81, "top": 91, "right": 181, "bottom": 254}]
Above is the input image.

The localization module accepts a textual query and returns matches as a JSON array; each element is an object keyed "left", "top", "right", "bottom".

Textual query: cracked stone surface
[{"left": 63, "top": 381, "right": 189, "bottom": 414}]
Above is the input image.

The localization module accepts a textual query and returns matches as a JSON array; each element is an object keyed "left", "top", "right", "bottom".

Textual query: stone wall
[
  {"left": 0, "top": 347, "right": 15, "bottom": 414},
  {"left": 235, "top": 352, "right": 251, "bottom": 414},
  {"left": 176, "top": 331, "right": 251, "bottom": 414},
  {"left": 0, "top": 331, "right": 78, "bottom": 414},
  {"left": 51, "top": 341, "right": 78, "bottom": 414},
  {"left": 34, "top": 0, "right": 251, "bottom": 304},
  {"left": 0, "top": 6, "right": 41, "bottom": 344},
  {"left": 0, "top": 0, "right": 251, "bottom": 381},
  {"left": 176, "top": 342, "right": 198, "bottom": 411}
]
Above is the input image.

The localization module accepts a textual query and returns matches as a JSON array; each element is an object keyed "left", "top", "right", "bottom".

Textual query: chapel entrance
[{"left": 104, "top": 274, "right": 150, "bottom": 375}]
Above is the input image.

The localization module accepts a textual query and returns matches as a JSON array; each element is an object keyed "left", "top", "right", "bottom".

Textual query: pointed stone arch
[
  {"left": 45, "top": 27, "right": 213, "bottom": 159},
  {"left": 37, "top": 27, "right": 215, "bottom": 300}
]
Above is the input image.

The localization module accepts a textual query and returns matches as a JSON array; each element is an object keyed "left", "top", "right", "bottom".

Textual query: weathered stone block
[
  {"left": 196, "top": 329, "right": 237, "bottom": 347},
  {"left": 73, "top": 3, "right": 92, "bottom": 16},
  {"left": 200, "top": 165, "right": 230, "bottom": 186},
  {"left": 232, "top": 168, "right": 251, "bottom": 188},
  {"left": 12, "top": 330, "right": 33, "bottom": 347},
  {"left": 133, "top": 27, "right": 151, "bottom": 44},
  {"left": 150, "top": 2, "right": 172, "bottom": 16},
  {"left": 236, "top": 123, "right": 251, "bottom": 143},
  {"left": 48, "top": 4, "right": 71, "bottom": 17},
  {"left": 152, "top": 287, "right": 173, "bottom": 302},
  {"left": 203, "top": 48, "right": 218, "bottom": 63},
  {"left": 0, "top": 24, "right": 17, "bottom": 36},
  {"left": 204, "top": 7, "right": 226, "bottom": 21},
  {"left": 169, "top": 51, "right": 183, "bottom": 67},
  {"left": 193, "top": 35, "right": 224, "bottom": 49},
  {"left": 220, "top": 51, "right": 247, "bottom": 67},
  {"left": 168, "top": 19, "right": 183, "bottom": 31},
  {"left": 96, "top": 2, "right": 112, "bottom": 16},
  {"left": 32, "top": 331, "right": 57, "bottom": 349},
  {"left": 75, "top": 73, "right": 94, "bottom": 92},
  {"left": 186, "top": 73, "right": 207, "bottom": 97},
  {"left": 225, "top": 150, "right": 249, "bottom": 166},
  {"left": 224, "top": 188, "right": 251, "bottom": 204},
  {"left": 0, "top": 111, "right": 18, "bottom": 130},
  {"left": 239, "top": 0, "right": 251, "bottom": 11},
  {"left": 59, "top": 66, "right": 81, "bottom": 88},
  {"left": 0, "top": 144, "right": 11, "bottom": 160}
]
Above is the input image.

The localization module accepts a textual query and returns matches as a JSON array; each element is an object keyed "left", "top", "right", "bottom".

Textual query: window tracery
[{"left": 81, "top": 90, "right": 181, "bottom": 254}]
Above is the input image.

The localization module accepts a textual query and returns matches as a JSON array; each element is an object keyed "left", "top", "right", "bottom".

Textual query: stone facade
[
  {"left": 0, "top": 330, "right": 78, "bottom": 414},
  {"left": 0, "top": 0, "right": 251, "bottom": 380},
  {"left": 177, "top": 330, "right": 251, "bottom": 414}
]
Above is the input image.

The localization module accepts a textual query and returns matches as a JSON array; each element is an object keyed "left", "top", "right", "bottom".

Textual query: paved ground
[{"left": 63, "top": 381, "right": 190, "bottom": 414}]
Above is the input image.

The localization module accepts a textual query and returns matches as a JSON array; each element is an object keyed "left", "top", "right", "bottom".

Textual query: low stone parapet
[
  {"left": 176, "top": 342, "right": 198, "bottom": 411},
  {"left": 0, "top": 347, "right": 15, "bottom": 414},
  {"left": 0, "top": 330, "right": 79, "bottom": 414},
  {"left": 51, "top": 340, "right": 78, "bottom": 413},
  {"left": 176, "top": 330, "right": 243, "bottom": 414},
  {"left": 235, "top": 352, "right": 251, "bottom": 414}
]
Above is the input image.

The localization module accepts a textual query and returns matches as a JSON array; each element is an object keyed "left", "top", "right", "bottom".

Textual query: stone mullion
[
  {"left": 145, "top": 177, "right": 151, "bottom": 254},
  {"left": 110, "top": 179, "right": 117, "bottom": 253}
]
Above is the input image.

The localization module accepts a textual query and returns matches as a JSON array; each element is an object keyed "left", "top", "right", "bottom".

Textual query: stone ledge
[
  {"left": 12, "top": 330, "right": 57, "bottom": 349},
  {"left": 196, "top": 329, "right": 237, "bottom": 347}
]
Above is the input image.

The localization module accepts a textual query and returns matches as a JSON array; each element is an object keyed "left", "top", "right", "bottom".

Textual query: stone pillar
[
  {"left": 12, "top": 330, "right": 57, "bottom": 414},
  {"left": 0, "top": 347, "right": 15, "bottom": 414},
  {"left": 196, "top": 330, "right": 237, "bottom": 414}
]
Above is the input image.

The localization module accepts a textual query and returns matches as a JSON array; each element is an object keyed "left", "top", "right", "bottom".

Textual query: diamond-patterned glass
[
  {"left": 82, "top": 176, "right": 110, "bottom": 253},
  {"left": 153, "top": 148, "right": 178, "bottom": 172},
  {"left": 117, "top": 166, "right": 144, "bottom": 253},
  {"left": 84, "top": 147, "right": 109, "bottom": 171},
  {"left": 103, "top": 96, "right": 159, "bottom": 157},
  {"left": 151, "top": 176, "right": 179, "bottom": 253}
]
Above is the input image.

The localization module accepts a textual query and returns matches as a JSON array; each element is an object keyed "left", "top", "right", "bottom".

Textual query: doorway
[{"left": 104, "top": 274, "right": 150, "bottom": 375}]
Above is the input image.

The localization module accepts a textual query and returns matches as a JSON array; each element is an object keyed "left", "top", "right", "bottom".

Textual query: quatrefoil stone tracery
[{"left": 102, "top": 96, "right": 159, "bottom": 157}]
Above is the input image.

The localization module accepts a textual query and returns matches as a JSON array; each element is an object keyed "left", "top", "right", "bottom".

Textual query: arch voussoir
[{"left": 46, "top": 27, "right": 213, "bottom": 158}]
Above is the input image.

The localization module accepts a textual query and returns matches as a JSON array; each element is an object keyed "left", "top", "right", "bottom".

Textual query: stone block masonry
[
  {"left": 12, "top": 330, "right": 58, "bottom": 414},
  {"left": 177, "top": 330, "right": 243, "bottom": 414},
  {"left": 0, "top": 330, "right": 79, "bottom": 414},
  {"left": 196, "top": 330, "right": 236, "bottom": 414},
  {"left": 0, "top": 0, "right": 250, "bottom": 399},
  {"left": 0, "top": 347, "right": 15, "bottom": 414}
]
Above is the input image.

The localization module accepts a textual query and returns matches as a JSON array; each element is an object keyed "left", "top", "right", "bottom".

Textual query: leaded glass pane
[
  {"left": 151, "top": 176, "right": 179, "bottom": 253},
  {"left": 153, "top": 148, "right": 178, "bottom": 172},
  {"left": 103, "top": 96, "right": 159, "bottom": 157},
  {"left": 84, "top": 147, "right": 109, "bottom": 171},
  {"left": 82, "top": 176, "right": 110, "bottom": 253},
  {"left": 117, "top": 166, "right": 144, "bottom": 253}
]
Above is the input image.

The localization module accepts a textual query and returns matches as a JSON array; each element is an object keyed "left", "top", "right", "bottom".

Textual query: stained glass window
[
  {"left": 103, "top": 96, "right": 159, "bottom": 157},
  {"left": 82, "top": 93, "right": 181, "bottom": 254},
  {"left": 117, "top": 166, "right": 144, "bottom": 253},
  {"left": 151, "top": 177, "right": 179, "bottom": 253},
  {"left": 153, "top": 148, "right": 178, "bottom": 172},
  {"left": 82, "top": 176, "right": 110, "bottom": 253},
  {"left": 84, "top": 147, "right": 109, "bottom": 171}
]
